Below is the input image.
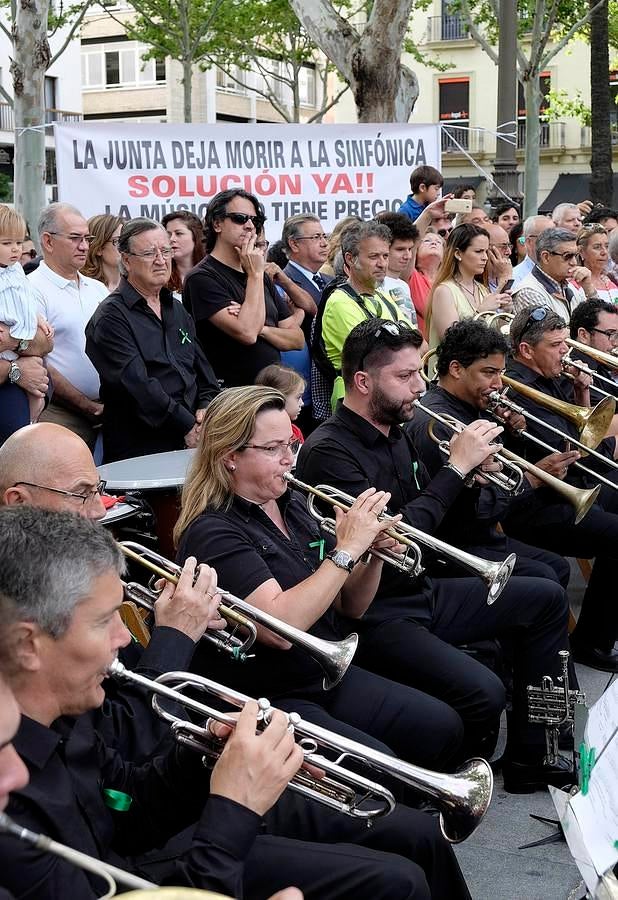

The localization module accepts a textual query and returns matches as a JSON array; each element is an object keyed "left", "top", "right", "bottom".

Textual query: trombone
[
  {"left": 0, "top": 812, "right": 156, "bottom": 899},
  {"left": 414, "top": 402, "right": 600, "bottom": 524},
  {"left": 119, "top": 542, "right": 358, "bottom": 691},
  {"left": 562, "top": 349, "right": 618, "bottom": 400},
  {"left": 108, "top": 658, "right": 494, "bottom": 843},
  {"left": 284, "top": 474, "right": 515, "bottom": 605}
]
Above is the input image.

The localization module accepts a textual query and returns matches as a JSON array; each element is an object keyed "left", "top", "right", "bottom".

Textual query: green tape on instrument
[
  {"left": 411, "top": 461, "right": 421, "bottom": 490},
  {"left": 103, "top": 789, "right": 132, "bottom": 812},
  {"left": 309, "top": 539, "right": 326, "bottom": 561},
  {"left": 579, "top": 743, "right": 596, "bottom": 796}
]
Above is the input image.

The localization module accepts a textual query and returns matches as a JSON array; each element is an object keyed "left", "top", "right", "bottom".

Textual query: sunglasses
[
  {"left": 360, "top": 320, "right": 414, "bottom": 368},
  {"left": 223, "top": 212, "right": 265, "bottom": 228},
  {"left": 520, "top": 306, "right": 548, "bottom": 338}
]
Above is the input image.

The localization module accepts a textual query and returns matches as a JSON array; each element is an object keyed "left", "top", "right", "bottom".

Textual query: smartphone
[
  {"left": 502, "top": 279, "right": 514, "bottom": 292},
  {"left": 445, "top": 198, "right": 472, "bottom": 214}
]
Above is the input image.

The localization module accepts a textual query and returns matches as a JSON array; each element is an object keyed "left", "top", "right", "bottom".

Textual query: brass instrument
[
  {"left": 119, "top": 542, "right": 357, "bottom": 691},
  {"left": 415, "top": 402, "right": 600, "bottom": 524},
  {"left": 284, "top": 473, "right": 515, "bottom": 605},
  {"left": 487, "top": 389, "right": 618, "bottom": 493},
  {"left": 527, "top": 650, "right": 586, "bottom": 767},
  {"left": 0, "top": 811, "right": 156, "bottom": 898},
  {"left": 567, "top": 337, "right": 618, "bottom": 372},
  {"left": 108, "top": 658, "right": 494, "bottom": 843},
  {"left": 420, "top": 347, "right": 438, "bottom": 384},
  {"left": 562, "top": 349, "right": 618, "bottom": 400},
  {"left": 473, "top": 310, "right": 514, "bottom": 335}
]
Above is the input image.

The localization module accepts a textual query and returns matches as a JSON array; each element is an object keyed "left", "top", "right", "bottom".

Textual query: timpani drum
[{"left": 98, "top": 449, "right": 195, "bottom": 557}]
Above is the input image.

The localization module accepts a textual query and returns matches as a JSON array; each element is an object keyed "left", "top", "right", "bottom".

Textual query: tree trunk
[
  {"left": 11, "top": 0, "right": 51, "bottom": 241},
  {"left": 523, "top": 75, "right": 542, "bottom": 217},
  {"left": 589, "top": 0, "right": 613, "bottom": 205},
  {"left": 288, "top": 0, "right": 418, "bottom": 122},
  {"left": 182, "top": 57, "right": 193, "bottom": 122}
]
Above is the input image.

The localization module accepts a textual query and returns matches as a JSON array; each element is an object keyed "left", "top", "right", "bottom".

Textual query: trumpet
[
  {"left": 527, "top": 650, "right": 586, "bottom": 767},
  {"left": 119, "top": 542, "right": 357, "bottom": 691},
  {"left": 0, "top": 811, "right": 156, "bottom": 898},
  {"left": 487, "top": 389, "right": 618, "bottom": 494},
  {"left": 108, "top": 658, "right": 493, "bottom": 843},
  {"left": 284, "top": 474, "right": 515, "bottom": 605},
  {"left": 415, "top": 402, "right": 600, "bottom": 524}
]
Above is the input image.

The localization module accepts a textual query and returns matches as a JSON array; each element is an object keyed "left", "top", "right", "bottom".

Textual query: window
[
  {"left": 81, "top": 42, "right": 166, "bottom": 90},
  {"left": 517, "top": 73, "right": 551, "bottom": 148},
  {"left": 298, "top": 65, "right": 316, "bottom": 107},
  {"left": 439, "top": 77, "right": 469, "bottom": 151},
  {"left": 610, "top": 71, "right": 618, "bottom": 142},
  {"left": 216, "top": 66, "right": 247, "bottom": 94}
]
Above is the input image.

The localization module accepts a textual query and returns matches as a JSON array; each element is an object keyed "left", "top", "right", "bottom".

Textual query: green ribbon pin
[
  {"left": 103, "top": 788, "right": 132, "bottom": 812},
  {"left": 309, "top": 539, "right": 326, "bottom": 561},
  {"left": 179, "top": 328, "right": 191, "bottom": 345}
]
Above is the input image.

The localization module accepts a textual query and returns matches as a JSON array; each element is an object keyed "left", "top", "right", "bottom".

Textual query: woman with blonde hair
[
  {"left": 425, "top": 223, "right": 512, "bottom": 350},
  {"left": 174, "top": 384, "right": 466, "bottom": 775},
  {"left": 575, "top": 222, "right": 618, "bottom": 302},
  {"left": 81, "top": 214, "right": 123, "bottom": 291}
]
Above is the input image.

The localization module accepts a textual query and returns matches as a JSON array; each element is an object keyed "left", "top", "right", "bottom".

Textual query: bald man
[
  {"left": 0, "top": 422, "right": 226, "bottom": 762},
  {"left": 0, "top": 422, "right": 106, "bottom": 519}
]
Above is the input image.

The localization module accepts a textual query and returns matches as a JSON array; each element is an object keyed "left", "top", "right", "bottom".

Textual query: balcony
[
  {"left": 0, "top": 102, "right": 82, "bottom": 132},
  {"left": 580, "top": 124, "right": 618, "bottom": 148},
  {"left": 517, "top": 120, "right": 565, "bottom": 150},
  {"left": 425, "top": 15, "right": 470, "bottom": 42},
  {"left": 441, "top": 124, "right": 484, "bottom": 155}
]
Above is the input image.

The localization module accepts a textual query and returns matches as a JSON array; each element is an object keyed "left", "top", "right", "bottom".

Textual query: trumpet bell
[
  {"left": 485, "top": 553, "right": 516, "bottom": 605},
  {"left": 438, "top": 757, "right": 494, "bottom": 843}
]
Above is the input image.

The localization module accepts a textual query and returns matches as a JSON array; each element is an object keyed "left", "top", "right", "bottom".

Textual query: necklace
[{"left": 456, "top": 278, "right": 480, "bottom": 308}]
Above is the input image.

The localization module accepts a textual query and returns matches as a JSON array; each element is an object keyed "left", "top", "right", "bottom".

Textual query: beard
[{"left": 369, "top": 382, "right": 415, "bottom": 426}]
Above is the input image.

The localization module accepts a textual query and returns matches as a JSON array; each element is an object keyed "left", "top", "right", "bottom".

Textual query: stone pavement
[{"left": 454, "top": 560, "right": 614, "bottom": 900}]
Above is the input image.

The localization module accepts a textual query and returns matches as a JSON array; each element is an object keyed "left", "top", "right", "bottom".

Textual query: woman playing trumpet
[{"left": 175, "top": 385, "right": 467, "bottom": 771}]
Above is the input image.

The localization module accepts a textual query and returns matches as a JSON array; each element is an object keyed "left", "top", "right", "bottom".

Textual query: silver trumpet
[
  {"left": 108, "top": 659, "right": 493, "bottom": 843},
  {"left": 527, "top": 650, "right": 586, "bottom": 767},
  {"left": 285, "top": 474, "right": 515, "bottom": 605},
  {"left": 0, "top": 811, "right": 156, "bottom": 899},
  {"left": 119, "top": 542, "right": 358, "bottom": 691}
]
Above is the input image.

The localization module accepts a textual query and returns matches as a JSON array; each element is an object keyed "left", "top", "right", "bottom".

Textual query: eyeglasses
[
  {"left": 21, "top": 248, "right": 37, "bottom": 259},
  {"left": 547, "top": 251, "right": 579, "bottom": 262},
  {"left": 591, "top": 327, "right": 618, "bottom": 342},
  {"left": 255, "top": 240, "right": 270, "bottom": 250},
  {"left": 240, "top": 439, "right": 301, "bottom": 457},
  {"left": 294, "top": 233, "right": 328, "bottom": 243},
  {"left": 12, "top": 480, "right": 107, "bottom": 505},
  {"left": 520, "top": 306, "right": 548, "bottom": 338},
  {"left": 491, "top": 243, "right": 512, "bottom": 252},
  {"left": 126, "top": 246, "right": 173, "bottom": 259},
  {"left": 223, "top": 212, "right": 265, "bottom": 228},
  {"left": 108, "top": 237, "right": 121, "bottom": 247},
  {"left": 437, "top": 228, "right": 452, "bottom": 238},
  {"left": 48, "top": 232, "right": 95, "bottom": 245}
]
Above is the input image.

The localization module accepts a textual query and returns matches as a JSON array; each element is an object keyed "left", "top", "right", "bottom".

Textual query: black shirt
[
  {"left": 503, "top": 358, "right": 616, "bottom": 487},
  {"left": 1, "top": 712, "right": 261, "bottom": 899},
  {"left": 176, "top": 491, "right": 338, "bottom": 697},
  {"left": 85, "top": 277, "right": 220, "bottom": 462},
  {"left": 406, "top": 385, "right": 539, "bottom": 546},
  {"left": 183, "top": 255, "right": 291, "bottom": 386},
  {"left": 296, "top": 404, "right": 468, "bottom": 613}
]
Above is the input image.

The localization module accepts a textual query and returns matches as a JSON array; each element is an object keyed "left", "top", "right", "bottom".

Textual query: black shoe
[
  {"left": 570, "top": 644, "right": 618, "bottom": 673},
  {"left": 502, "top": 756, "right": 575, "bottom": 794}
]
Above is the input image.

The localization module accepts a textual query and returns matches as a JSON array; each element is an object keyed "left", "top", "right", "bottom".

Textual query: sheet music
[
  {"left": 570, "top": 729, "right": 618, "bottom": 878},
  {"left": 585, "top": 680, "right": 618, "bottom": 753}
]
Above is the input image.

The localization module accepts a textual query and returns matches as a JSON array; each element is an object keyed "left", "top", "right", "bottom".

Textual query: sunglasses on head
[
  {"left": 223, "top": 212, "right": 265, "bottom": 228},
  {"left": 520, "top": 306, "right": 548, "bottom": 339}
]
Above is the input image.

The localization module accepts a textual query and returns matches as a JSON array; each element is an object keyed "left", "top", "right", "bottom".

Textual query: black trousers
[
  {"left": 353, "top": 572, "right": 568, "bottom": 762},
  {"left": 245, "top": 791, "right": 472, "bottom": 900},
  {"left": 278, "top": 664, "right": 464, "bottom": 771},
  {"left": 503, "top": 496, "right": 618, "bottom": 652}
]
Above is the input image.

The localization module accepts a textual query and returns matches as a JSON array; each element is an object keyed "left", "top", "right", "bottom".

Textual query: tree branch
[
  {"left": 0, "top": 18, "right": 11, "bottom": 41},
  {"left": 288, "top": 0, "right": 358, "bottom": 83},
  {"left": 459, "top": 0, "right": 499, "bottom": 64},
  {"left": 0, "top": 83, "right": 14, "bottom": 107},
  {"left": 542, "top": 0, "right": 605, "bottom": 66},
  {"left": 306, "top": 81, "right": 348, "bottom": 122},
  {"left": 50, "top": 0, "right": 95, "bottom": 66}
]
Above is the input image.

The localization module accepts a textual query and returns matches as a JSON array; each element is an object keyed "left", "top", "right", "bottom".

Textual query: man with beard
[{"left": 297, "top": 319, "right": 574, "bottom": 793}]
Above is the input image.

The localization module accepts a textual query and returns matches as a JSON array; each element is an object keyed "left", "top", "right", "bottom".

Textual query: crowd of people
[{"left": 0, "top": 160, "right": 618, "bottom": 899}]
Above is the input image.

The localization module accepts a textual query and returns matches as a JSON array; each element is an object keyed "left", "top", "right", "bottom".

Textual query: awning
[{"left": 539, "top": 173, "right": 617, "bottom": 213}]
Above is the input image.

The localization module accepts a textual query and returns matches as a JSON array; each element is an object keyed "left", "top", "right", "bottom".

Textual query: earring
[{"left": 228, "top": 464, "right": 236, "bottom": 471}]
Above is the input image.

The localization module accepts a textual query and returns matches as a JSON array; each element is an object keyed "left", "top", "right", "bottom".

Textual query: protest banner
[{"left": 54, "top": 122, "right": 440, "bottom": 236}]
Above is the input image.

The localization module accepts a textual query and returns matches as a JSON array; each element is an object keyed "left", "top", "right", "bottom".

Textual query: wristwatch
[
  {"left": 8, "top": 361, "right": 21, "bottom": 384},
  {"left": 16, "top": 339, "right": 30, "bottom": 353},
  {"left": 325, "top": 549, "right": 356, "bottom": 573}
]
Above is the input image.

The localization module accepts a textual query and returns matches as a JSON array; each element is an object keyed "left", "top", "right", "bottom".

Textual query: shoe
[
  {"left": 570, "top": 644, "right": 618, "bottom": 673},
  {"left": 502, "top": 756, "right": 575, "bottom": 794}
]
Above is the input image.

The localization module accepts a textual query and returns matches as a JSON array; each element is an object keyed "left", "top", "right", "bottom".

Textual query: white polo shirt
[{"left": 29, "top": 261, "right": 109, "bottom": 399}]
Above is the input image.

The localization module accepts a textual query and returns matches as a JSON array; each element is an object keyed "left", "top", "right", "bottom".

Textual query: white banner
[{"left": 54, "top": 122, "right": 441, "bottom": 237}]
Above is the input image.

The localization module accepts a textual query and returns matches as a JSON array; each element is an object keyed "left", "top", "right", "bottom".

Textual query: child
[
  {"left": 0, "top": 205, "right": 53, "bottom": 429},
  {"left": 399, "top": 165, "right": 444, "bottom": 223},
  {"left": 255, "top": 363, "right": 306, "bottom": 443}
]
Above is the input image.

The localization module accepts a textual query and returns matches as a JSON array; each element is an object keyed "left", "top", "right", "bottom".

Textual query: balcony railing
[
  {"left": 580, "top": 124, "right": 618, "bottom": 147},
  {"left": 441, "top": 125, "right": 484, "bottom": 155},
  {"left": 426, "top": 15, "right": 470, "bottom": 42},
  {"left": 0, "top": 102, "right": 82, "bottom": 131},
  {"left": 517, "top": 120, "right": 565, "bottom": 150}
]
